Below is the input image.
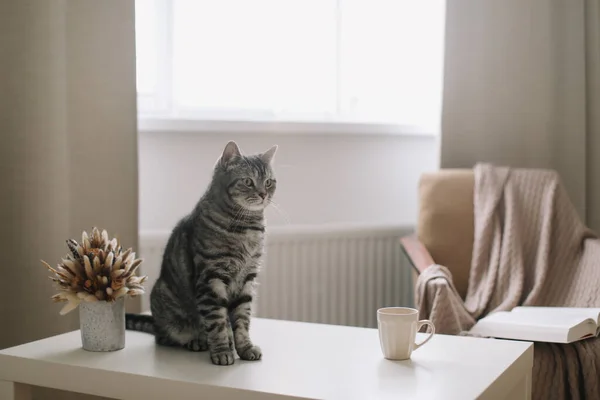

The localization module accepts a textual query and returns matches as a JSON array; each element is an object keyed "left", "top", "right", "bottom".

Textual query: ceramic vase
[{"left": 79, "top": 297, "right": 125, "bottom": 351}]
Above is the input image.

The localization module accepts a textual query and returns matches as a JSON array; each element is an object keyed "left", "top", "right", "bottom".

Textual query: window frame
[{"left": 137, "top": 117, "right": 437, "bottom": 136}]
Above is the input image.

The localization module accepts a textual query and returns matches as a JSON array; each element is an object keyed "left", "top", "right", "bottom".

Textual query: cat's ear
[
  {"left": 220, "top": 141, "right": 242, "bottom": 164},
  {"left": 261, "top": 145, "right": 278, "bottom": 164}
]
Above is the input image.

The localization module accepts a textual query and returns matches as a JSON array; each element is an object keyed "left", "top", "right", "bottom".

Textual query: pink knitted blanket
[{"left": 416, "top": 163, "right": 600, "bottom": 399}]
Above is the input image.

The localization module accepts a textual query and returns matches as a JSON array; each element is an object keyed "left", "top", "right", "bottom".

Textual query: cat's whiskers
[
  {"left": 267, "top": 199, "right": 291, "bottom": 225},
  {"left": 229, "top": 206, "right": 248, "bottom": 229}
]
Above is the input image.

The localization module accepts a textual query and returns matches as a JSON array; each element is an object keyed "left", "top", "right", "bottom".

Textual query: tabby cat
[{"left": 125, "top": 141, "right": 277, "bottom": 365}]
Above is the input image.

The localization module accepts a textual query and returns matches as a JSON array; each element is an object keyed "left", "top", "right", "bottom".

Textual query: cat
[{"left": 125, "top": 140, "right": 277, "bottom": 366}]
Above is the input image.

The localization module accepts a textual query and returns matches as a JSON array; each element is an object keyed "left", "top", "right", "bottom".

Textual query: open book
[{"left": 469, "top": 307, "right": 600, "bottom": 343}]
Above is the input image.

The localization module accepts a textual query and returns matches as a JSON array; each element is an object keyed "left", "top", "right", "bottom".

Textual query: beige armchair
[
  {"left": 401, "top": 168, "right": 600, "bottom": 400},
  {"left": 401, "top": 169, "right": 475, "bottom": 300}
]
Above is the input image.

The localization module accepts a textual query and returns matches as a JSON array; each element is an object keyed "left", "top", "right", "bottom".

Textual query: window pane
[
  {"left": 136, "top": 0, "right": 446, "bottom": 126},
  {"left": 135, "top": 0, "right": 159, "bottom": 95},
  {"left": 340, "top": 0, "right": 445, "bottom": 126},
  {"left": 172, "top": 0, "right": 337, "bottom": 119}
]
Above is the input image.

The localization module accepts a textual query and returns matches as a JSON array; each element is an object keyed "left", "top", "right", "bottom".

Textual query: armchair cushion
[{"left": 417, "top": 169, "right": 474, "bottom": 299}]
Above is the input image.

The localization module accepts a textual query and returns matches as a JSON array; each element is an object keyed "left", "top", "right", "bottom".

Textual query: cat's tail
[{"left": 125, "top": 313, "right": 155, "bottom": 334}]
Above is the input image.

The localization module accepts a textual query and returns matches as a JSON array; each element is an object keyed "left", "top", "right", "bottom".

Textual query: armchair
[{"left": 401, "top": 166, "right": 600, "bottom": 400}]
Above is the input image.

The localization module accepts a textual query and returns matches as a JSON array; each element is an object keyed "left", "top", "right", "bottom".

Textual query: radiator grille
[{"left": 140, "top": 224, "right": 415, "bottom": 329}]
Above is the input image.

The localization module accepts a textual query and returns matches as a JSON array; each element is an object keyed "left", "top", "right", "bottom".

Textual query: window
[{"left": 135, "top": 0, "right": 446, "bottom": 133}]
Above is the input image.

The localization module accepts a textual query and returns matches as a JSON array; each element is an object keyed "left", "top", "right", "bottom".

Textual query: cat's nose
[{"left": 258, "top": 192, "right": 267, "bottom": 199}]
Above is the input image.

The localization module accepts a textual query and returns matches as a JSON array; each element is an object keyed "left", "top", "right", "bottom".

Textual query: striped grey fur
[{"left": 126, "top": 141, "right": 277, "bottom": 365}]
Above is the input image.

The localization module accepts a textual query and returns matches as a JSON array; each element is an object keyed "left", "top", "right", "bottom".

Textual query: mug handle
[{"left": 413, "top": 320, "right": 435, "bottom": 350}]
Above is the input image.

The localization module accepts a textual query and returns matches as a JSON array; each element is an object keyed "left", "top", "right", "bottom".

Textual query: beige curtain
[
  {"left": 440, "top": 0, "right": 600, "bottom": 232},
  {"left": 0, "top": 0, "right": 139, "bottom": 357}
]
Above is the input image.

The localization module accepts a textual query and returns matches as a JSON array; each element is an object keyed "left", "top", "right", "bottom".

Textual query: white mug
[{"left": 377, "top": 307, "right": 435, "bottom": 360}]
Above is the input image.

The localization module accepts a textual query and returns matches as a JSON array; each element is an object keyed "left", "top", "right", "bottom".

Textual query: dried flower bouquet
[{"left": 41, "top": 227, "right": 147, "bottom": 315}]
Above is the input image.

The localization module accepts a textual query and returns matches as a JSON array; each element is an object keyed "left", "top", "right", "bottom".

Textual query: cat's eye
[
  {"left": 243, "top": 178, "right": 253, "bottom": 186},
  {"left": 265, "top": 179, "right": 273, "bottom": 188}
]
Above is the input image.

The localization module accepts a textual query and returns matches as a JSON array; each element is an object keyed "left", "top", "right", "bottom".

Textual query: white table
[{"left": 0, "top": 318, "right": 532, "bottom": 400}]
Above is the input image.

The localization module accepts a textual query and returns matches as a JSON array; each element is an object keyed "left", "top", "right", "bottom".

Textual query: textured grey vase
[{"left": 79, "top": 297, "right": 126, "bottom": 351}]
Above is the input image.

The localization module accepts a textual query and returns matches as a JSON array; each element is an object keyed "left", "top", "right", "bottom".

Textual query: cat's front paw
[
  {"left": 211, "top": 350, "right": 235, "bottom": 366},
  {"left": 186, "top": 338, "right": 208, "bottom": 352},
  {"left": 238, "top": 345, "right": 262, "bottom": 361}
]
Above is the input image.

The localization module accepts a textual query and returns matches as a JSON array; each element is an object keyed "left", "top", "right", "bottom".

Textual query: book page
[
  {"left": 470, "top": 310, "right": 597, "bottom": 343},
  {"left": 476, "top": 311, "right": 586, "bottom": 329},
  {"left": 512, "top": 307, "right": 600, "bottom": 326},
  {"left": 469, "top": 312, "right": 569, "bottom": 342}
]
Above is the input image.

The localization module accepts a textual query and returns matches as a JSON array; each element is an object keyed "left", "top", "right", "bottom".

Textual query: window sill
[{"left": 137, "top": 117, "right": 438, "bottom": 137}]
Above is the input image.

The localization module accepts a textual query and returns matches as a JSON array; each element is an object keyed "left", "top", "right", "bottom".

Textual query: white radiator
[{"left": 139, "top": 224, "right": 415, "bottom": 329}]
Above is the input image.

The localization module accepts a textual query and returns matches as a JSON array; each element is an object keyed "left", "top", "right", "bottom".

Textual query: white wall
[{"left": 138, "top": 131, "right": 439, "bottom": 232}]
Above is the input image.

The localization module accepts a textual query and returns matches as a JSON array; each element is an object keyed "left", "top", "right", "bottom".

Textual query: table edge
[{"left": 475, "top": 340, "right": 534, "bottom": 400}]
